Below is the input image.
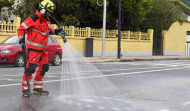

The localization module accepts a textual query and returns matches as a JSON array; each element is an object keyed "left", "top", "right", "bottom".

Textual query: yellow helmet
[{"left": 39, "top": 0, "right": 56, "bottom": 13}]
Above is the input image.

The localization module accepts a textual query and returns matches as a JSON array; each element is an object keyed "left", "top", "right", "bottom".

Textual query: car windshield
[{"left": 2, "top": 36, "right": 19, "bottom": 44}]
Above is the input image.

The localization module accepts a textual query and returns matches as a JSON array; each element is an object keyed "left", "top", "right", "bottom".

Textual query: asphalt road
[{"left": 1, "top": 60, "right": 190, "bottom": 111}]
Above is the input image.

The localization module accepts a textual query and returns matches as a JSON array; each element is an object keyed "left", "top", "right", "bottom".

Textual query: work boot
[
  {"left": 22, "top": 90, "right": 30, "bottom": 97},
  {"left": 33, "top": 88, "right": 49, "bottom": 95}
]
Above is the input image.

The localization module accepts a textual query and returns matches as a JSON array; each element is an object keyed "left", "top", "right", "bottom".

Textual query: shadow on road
[{"left": 0, "top": 64, "right": 18, "bottom": 68}]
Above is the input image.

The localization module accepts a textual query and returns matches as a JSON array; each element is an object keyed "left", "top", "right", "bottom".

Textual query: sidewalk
[{"left": 87, "top": 56, "right": 190, "bottom": 63}]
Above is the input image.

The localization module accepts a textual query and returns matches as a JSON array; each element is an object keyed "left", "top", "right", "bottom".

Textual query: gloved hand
[
  {"left": 60, "top": 28, "right": 67, "bottom": 36},
  {"left": 20, "top": 43, "right": 25, "bottom": 50},
  {"left": 54, "top": 28, "right": 62, "bottom": 35}
]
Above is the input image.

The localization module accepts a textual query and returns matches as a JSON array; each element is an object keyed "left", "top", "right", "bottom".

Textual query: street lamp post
[
  {"left": 101, "top": 0, "right": 107, "bottom": 58},
  {"left": 117, "top": 0, "right": 121, "bottom": 59}
]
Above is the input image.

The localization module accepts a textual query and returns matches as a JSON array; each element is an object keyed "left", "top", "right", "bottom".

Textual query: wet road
[{"left": 1, "top": 60, "right": 190, "bottom": 111}]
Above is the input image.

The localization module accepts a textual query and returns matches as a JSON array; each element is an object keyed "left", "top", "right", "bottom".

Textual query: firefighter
[{"left": 18, "top": 0, "right": 62, "bottom": 97}]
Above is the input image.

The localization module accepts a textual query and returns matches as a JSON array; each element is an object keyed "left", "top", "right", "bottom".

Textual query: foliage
[
  {"left": 57, "top": 0, "right": 104, "bottom": 27},
  {"left": 177, "top": 17, "right": 188, "bottom": 24},
  {"left": 105, "top": 0, "right": 153, "bottom": 31},
  {"left": 140, "top": 0, "right": 182, "bottom": 33},
  {"left": 121, "top": 0, "right": 153, "bottom": 31},
  {"left": 8, "top": 0, "right": 152, "bottom": 30},
  {"left": 4, "top": 0, "right": 185, "bottom": 33},
  {"left": 9, "top": 0, "right": 41, "bottom": 20},
  {"left": 0, "top": 0, "right": 11, "bottom": 2},
  {"left": 1, "top": 7, "right": 12, "bottom": 21},
  {"left": 0, "top": 0, "right": 14, "bottom": 20}
]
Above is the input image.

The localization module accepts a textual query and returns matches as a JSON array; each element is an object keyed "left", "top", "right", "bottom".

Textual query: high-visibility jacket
[{"left": 18, "top": 10, "right": 53, "bottom": 51}]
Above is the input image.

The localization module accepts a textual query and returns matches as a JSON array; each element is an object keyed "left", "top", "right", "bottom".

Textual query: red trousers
[{"left": 22, "top": 50, "right": 49, "bottom": 91}]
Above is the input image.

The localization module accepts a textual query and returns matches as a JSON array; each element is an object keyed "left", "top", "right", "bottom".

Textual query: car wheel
[
  {"left": 15, "top": 53, "right": 24, "bottom": 67},
  {"left": 52, "top": 53, "right": 61, "bottom": 66}
]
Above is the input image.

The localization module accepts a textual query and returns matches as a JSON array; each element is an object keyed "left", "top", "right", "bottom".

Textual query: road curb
[{"left": 90, "top": 57, "right": 190, "bottom": 63}]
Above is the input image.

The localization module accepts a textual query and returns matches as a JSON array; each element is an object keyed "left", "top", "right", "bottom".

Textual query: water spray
[{"left": 50, "top": 16, "right": 67, "bottom": 43}]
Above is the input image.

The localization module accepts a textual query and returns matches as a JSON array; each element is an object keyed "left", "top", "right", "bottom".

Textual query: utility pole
[
  {"left": 117, "top": 0, "right": 121, "bottom": 59},
  {"left": 102, "top": 0, "right": 106, "bottom": 58}
]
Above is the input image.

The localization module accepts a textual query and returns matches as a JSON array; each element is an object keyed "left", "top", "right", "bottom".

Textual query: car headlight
[{"left": 0, "top": 49, "right": 11, "bottom": 53}]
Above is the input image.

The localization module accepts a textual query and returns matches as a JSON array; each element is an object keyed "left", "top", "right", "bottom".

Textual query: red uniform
[{"left": 18, "top": 10, "right": 53, "bottom": 91}]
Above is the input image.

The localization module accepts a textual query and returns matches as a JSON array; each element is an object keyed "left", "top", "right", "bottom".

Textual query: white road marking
[
  {"left": 76, "top": 103, "right": 82, "bottom": 106},
  {"left": 85, "top": 105, "right": 92, "bottom": 108},
  {"left": 66, "top": 101, "right": 73, "bottom": 104},
  {"left": 6, "top": 79, "right": 21, "bottom": 81},
  {"left": 80, "top": 98, "right": 95, "bottom": 102},
  {"left": 45, "top": 75, "right": 58, "bottom": 77},
  {"left": 112, "top": 107, "right": 121, "bottom": 111},
  {"left": 158, "top": 109, "right": 170, "bottom": 111},
  {"left": 47, "top": 63, "right": 190, "bottom": 75},
  {"left": 0, "top": 78, "right": 7, "bottom": 80},
  {"left": 2, "top": 75, "right": 20, "bottom": 77},
  {"left": 97, "top": 106, "right": 105, "bottom": 109},
  {"left": 0, "top": 65, "right": 189, "bottom": 87},
  {"left": 125, "top": 107, "right": 133, "bottom": 110},
  {"left": 94, "top": 61, "right": 187, "bottom": 65},
  {"left": 181, "top": 101, "right": 190, "bottom": 105},
  {"left": 1, "top": 62, "right": 189, "bottom": 77},
  {"left": 0, "top": 83, "right": 21, "bottom": 87}
]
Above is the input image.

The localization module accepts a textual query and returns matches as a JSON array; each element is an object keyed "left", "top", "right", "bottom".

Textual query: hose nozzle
[{"left": 58, "top": 33, "right": 67, "bottom": 43}]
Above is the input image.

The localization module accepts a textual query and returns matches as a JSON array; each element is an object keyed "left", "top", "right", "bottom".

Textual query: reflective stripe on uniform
[
  {"left": 23, "top": 81, "right": 30, "bottom": 84},
  {"left": 33, "top": 85, "right": 43, "bottom": 88},
  {"left": 18, "top": 36, "right": 23, "bottom": 39},
  {"left": 30, "top": 28, "right": 49, "bottom": 36},
  {"left": 22, "top": 22, "right": 28, "bottom": 29},
  {"left": 23, "top": 86, "right": 28, "bottom": 90},
  {"left": 26, "top": 40, "right": 47, "bottom": 48},
  {"left": 33, "top": 81, "right": 43, "bottom": 84}
]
